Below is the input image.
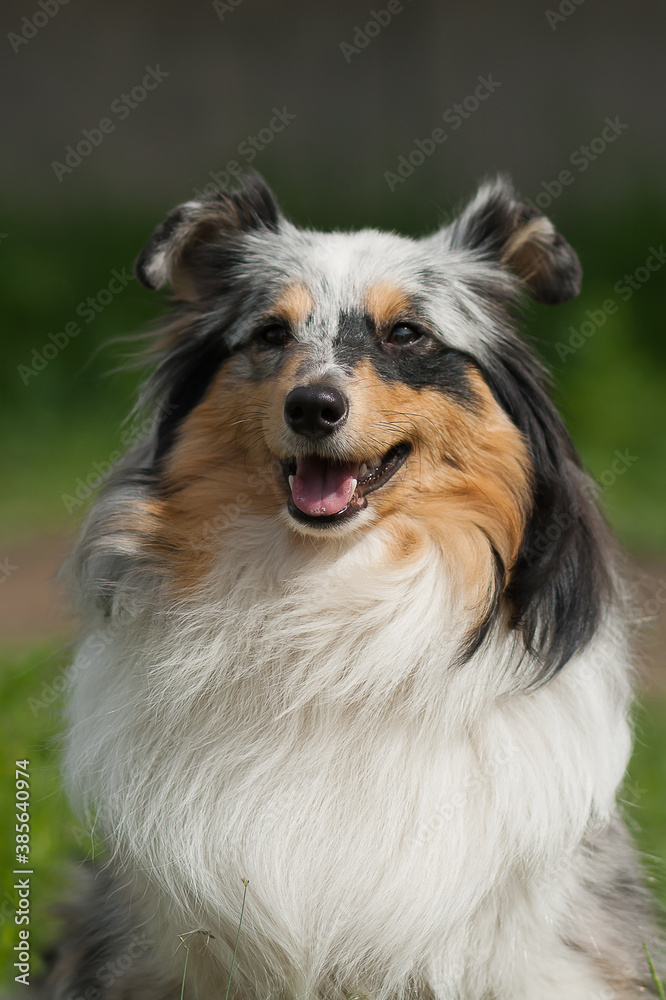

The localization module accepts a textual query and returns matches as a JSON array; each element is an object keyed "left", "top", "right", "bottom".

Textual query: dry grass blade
[{"left": 178, "top": 935, "right": 190, "bottom": 1000}]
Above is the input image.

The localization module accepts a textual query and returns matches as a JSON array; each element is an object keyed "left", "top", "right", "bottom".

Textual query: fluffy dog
[{"left": 46, "top": 175, "right": 661, "bottom": 999}]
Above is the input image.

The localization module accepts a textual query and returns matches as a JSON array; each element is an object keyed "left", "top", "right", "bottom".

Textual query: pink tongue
[{"left": 292, "top": 456, "right": 359, "bottom": 516}]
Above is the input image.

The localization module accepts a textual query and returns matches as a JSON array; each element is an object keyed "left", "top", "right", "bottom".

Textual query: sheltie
[{"left": 45, "top": 174, "right": 661, "bottom": 999}]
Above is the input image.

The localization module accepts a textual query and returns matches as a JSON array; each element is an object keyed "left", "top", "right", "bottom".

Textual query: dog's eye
[
  {"left": 386, "top": 325, "right": 424, "bottom": 346},
  {"left": 257, "top": 324, "right": 290, "bottom": 347}
]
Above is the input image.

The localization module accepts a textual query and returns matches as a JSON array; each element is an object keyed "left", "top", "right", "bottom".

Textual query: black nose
[{"left": 284, "top": 384, "right": 349, "bottom": 439}]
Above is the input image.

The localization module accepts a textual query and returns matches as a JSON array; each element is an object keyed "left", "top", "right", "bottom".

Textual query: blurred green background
[{"left": 1, "top": 0, "right": 665, "bottom": 987}]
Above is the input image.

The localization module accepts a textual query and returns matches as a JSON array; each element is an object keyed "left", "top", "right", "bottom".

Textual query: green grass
[
  {"left": 0, "top": 642, "right": 91, "bottom": 987},
  {"left": 627, "top": 698, "right": 666, "bottom": 894},
  {"left": 0, "top": 411, "right": 134, "bottom": 545},
  {"left": 1, "top": 640, "right": 665, "bottom": 990}
]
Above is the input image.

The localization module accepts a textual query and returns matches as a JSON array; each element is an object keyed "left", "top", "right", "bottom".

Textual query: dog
[{"left": 44, "top": 174, "right": 661, "bottom": 999}]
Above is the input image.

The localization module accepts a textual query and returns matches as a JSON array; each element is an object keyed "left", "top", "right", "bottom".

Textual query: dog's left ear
[
  {"left": 135, "top": 173, "right": 281, "bottom": 301},
  {"left": 443, "top": 177, "right": 582, "bottom": 305}
]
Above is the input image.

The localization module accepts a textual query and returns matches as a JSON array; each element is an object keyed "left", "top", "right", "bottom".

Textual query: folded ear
[
  {"left": 134, "top": 173, "right": 281, "bottom": 300},
  {"left": 444, "top": 177, "right": 582, "bottom": 304}
]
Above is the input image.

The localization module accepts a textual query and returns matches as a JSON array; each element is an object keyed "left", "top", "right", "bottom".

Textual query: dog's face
[
  {"left": 156, "top": 229, "right": 533, "bottom": 559},
  {"left": 137, "top": 177, "right": 577, "bottom": 547},
  {"left": 127, "top": 176, "right": 607, "bottom": 673}
]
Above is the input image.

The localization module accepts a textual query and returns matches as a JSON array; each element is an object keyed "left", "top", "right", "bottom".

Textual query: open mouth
[{"left": 280, "top": 442, "right": 411, "bottom": 528}]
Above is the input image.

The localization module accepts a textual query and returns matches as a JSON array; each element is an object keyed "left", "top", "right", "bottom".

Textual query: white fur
[{"left": 65, "top": 511, "right": 633, "bottom": 1000}]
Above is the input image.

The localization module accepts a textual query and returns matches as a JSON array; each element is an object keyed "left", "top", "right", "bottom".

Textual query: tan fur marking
[
  {"left": 271, "top": 283, "right": 314, "bottom": 327},
  {"left": 151, "top": 350, "right": 308, "bottom": 585},
  {"left": 145, "top": 349, "right": 533, "bottom": 626},
  {"left": 364, "top": 283, "right": 413, "bottom": 328},
  {"left": 502, "top": 217, "right": 555, "bottom": 286},
  {"left": 340, "top": 362, "right": 533, "bottom": 623}
]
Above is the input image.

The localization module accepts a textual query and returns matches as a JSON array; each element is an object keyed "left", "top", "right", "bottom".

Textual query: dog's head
[
  {"left": 83, "top": 174, "right": 612, "bottom": 678},
  {"left": 136, "top": 171, "right": 580, "bottom": 532}
]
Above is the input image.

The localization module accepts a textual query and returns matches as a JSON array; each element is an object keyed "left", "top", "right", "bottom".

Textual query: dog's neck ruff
[
  {"left": 112, "top": 523, "right": 493, "bottom": 714},
  {"left": 65, "top": 514, "right": 631, "bottom": 1000}
]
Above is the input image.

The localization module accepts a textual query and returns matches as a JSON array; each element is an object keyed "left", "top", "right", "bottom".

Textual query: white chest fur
[{"left": 65, "top": 523, "right": 632, "bottom": 997}]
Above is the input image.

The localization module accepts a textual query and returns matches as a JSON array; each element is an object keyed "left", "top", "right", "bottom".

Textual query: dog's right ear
[
  {"left": 134, "top": 173, "right": 281, "bottom": 301},
  {"left": 442, "top": 176, "right": 582, "bottom": 305}
]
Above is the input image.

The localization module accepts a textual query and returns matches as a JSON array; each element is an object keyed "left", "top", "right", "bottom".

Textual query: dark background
[{"left": 1, "top": 0, "right": 666, "bottom": 984}]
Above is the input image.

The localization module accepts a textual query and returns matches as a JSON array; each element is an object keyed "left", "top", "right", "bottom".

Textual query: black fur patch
[
  {"left": 152, "top": 319, "right": 232, "bottom": 463},
  {"left": 216, "top": 171, "right": 281, "bottom": 232},
  {"left": 461, "top": 545, "right": 506, "bottom": 663},
  {"left": 530, "top": 230, "right": 583, "bottom": 306},
  {"left": 333, "top": 310, "right": 480, "bottom": 409},
  {"left": 135, "top": 173, "right": 281, "bottom": 292},
  {"left": 447, "top": 177, "right": 582, "bottom": 305},
  {"left": 480, "top": 335, "right": 615, "bottom": 679}
]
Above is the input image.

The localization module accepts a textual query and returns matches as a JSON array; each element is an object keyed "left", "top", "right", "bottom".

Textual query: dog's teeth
[
  {"left": 350, "top": 478, "right": 358, "bottom": 495},
  {"left": 359, "top": 463, "right": 368, "bottom": 478},
  {"left": 288, "top": 475, "right": 294, "bottom": 491}
]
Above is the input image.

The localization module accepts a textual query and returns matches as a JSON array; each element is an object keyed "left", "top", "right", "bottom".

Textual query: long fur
[{"left": 49, "top": 175, "right": 662, "bottom": 1000}]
